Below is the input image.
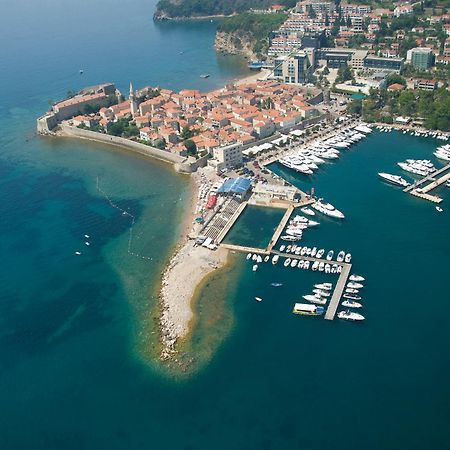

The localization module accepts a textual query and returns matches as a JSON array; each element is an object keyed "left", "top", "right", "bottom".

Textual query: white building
[{"left": 209, "top": 143, "right": 243, "bottom": 171}]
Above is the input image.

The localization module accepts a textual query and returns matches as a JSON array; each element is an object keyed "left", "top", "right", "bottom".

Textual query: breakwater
[{"left": 59, "top": 123, "right": 196, "bottom": 173}]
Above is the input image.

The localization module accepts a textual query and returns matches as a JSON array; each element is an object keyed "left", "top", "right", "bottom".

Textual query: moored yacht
[
  {"left": 300, "top": 206, "right": 315, "bottom": 216},
  {"left": 293, "top": 303, "right": 325, "bottom": 316},
  {"left": 378, "top": 172, "right": 410, "bottom": 187},
  {"left": 347, "top": 281, "right": 363, "bottom": 289},
  {"left": 342, "top": 300, "right": 362, "bottom": 308},
  {"left": 338, "top": 310, "right": 365, "bottom": 321},
  {"left": 312, "top": 199, "right": 345, "bottom": 219},
  {"left": 303, "top": 294, "right": 327, "bottom": 305},
  {"left": 349, "top": 274, "right": 365, "bottom": 282}
]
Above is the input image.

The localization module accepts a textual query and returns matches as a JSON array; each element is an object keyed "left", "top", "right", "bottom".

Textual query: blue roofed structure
[{"left": 218, "top": 177, "right": 252, "bottom": 196}]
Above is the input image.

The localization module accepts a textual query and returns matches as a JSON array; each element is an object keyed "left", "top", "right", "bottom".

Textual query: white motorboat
[
  {"left": 436, "top": 206, "right": 443, "bottom": 212},
  {"left": 284, "top": 258, "right": 292, "bottom": 267},
  {"left": 345, "top": 253, "right": 352, "bottom": 263},
  {"left": 291, "top": 259, "right": 298, "bottom": 268},
  {"left": 337, "top": 266, "right": 342, "bottom": 273},
  {"left": 299, "top": 260, "right": 305, "bottom": 269},
  {"left": 280, "top": 245, "right": 286, "bottom": 252},
  {"left": 264, "top": 255, "right": 270, "bottom": 263},
  {"left": 331, "top": 265, "right": 337, "bottom": 274},
  {"left": 318, "top": 262, "right": 325, "bottom": 272},
  {"left": 378, "top": 172, "right": 410, "bottom": 187},
  {"left": 246, "top": 253, "right": 252, "bottom": 260},
  {"left": 345, "top": 288, "right": 359, "bottom": 294},
  {"left": 325, "top": 263, "right": 331, "bottom": 273},
  {"left": 316, "top": 249, "right": 325, "bottom": 258},
  {"left": 315, "top": 283, "right": 332, "bottom": 290},
  {"left": 307, "top": 220, "right": 320, "bottom": 227},
  {"left": 272, "top": 255, "right": 279, "bottom": 265},
  {"left": 281, "top": 235, "right": 301, "bottom": 242},
  {"left": 75, "top": 251, "right": 81, "bottom": 255},
  {"left": 304, "top": 261, "right": 310, "bottom": 270},
  {"left": 302, "top": 294, "right": 327, "bottom": 305},
  {"left": 343, "top": 293, "right": 361, "bottom": 300},
  {"left": 311, "top": 247, "right": 317, "bottom": 257},
  {"left": 313, "top": 289, "right": 330, "bottom": 297},
  {"left": 257, "top": 255, "right": 263, "bottom": 263},
  {"left": 338, "top": 310, "right": 365, "bottom": 321},
  {"left": 252, "top": 254, "right": 258, "bottom": 261},
  {"left": 326, "top": 250, "right": 334, "bottom": 261},
  {"left": 255, "top": 297, "right": 263, "bottom": 302},
  {"left": 397, "top": 162, "right": 428, "bottom": 176},
  {"left": 312, "top": 261, "right": 319, "bottom": 271},
  {"left": 342, "top": 300, "right": 362, "bottom": 308},
  {"left": 347, "top": 281, "right": 363, "bottom": 289},
  {"left": 252, "top": 264, "right": 258, "bottom": 272},
  {"left": 312, "top": 199, "right": 345, "bottom": 219},
  {"left": 349, "top": 274, "right": 365, "bottom": 282},
  {"left": 336, "top": 251, "right": 345, "bottom": 262},
  {"left": 300, "top": 247, "right": 307, "bottom": 256},
  {"left": 300, "top": 207, "right": 315, "bottom": 216}
]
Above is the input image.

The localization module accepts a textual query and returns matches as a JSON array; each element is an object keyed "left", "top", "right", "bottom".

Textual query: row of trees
[{"left": 354, "top": 87, "right": 450, "bottom": 131}]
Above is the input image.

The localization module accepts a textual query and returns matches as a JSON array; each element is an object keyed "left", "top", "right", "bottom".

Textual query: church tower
[{"left": 129, "top": 82, "right": 138, "bottom": 117}]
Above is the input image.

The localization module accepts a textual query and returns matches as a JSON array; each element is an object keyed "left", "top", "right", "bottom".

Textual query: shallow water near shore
[{"left": 1, "top": 0, "right": 450, "bottom": 448}]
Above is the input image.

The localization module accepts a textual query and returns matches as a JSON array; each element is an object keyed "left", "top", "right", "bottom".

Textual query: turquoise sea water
[{"left": 1, "top": 0, "right": 450, "bottom": 448}]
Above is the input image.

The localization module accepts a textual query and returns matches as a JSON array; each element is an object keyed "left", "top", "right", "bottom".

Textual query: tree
[
  {"left": 336, "top": 66, "right": 354, "bottom": 84},
  {"left": 308, "top": 6, "right": 317, "bottom": 19},
  {"left": 398, "top": 91, "right": 416, "bottom": 116},
  {"left": 181, "top": 126, "right": 194, "bottom": 140},
  {"left": 386, "top": 73, "right": 406, "bottom": 87},
  {"left": 322, "top": 66, "right": 330, "bottom": 76},
  {"left": 184, "top": 139, "right": 197, "bottom": 156},
  {"left": 347, "top": 100, "right": 362, "bottom": 116}
]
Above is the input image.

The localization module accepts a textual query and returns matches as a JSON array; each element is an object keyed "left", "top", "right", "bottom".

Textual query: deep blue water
[{"left": 1, "top": 0, "right": 450, "bottom": 448}]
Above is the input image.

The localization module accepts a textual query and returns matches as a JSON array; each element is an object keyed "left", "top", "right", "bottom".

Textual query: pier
[
  {"left": 403, "top": 163, "right": 450, "bottom": 203},
  {"left": 266, "top": 205, "right": 294, "bottom": 252},
  {"left": 324, "top": 263, "right": 351, "bottom": 320}
]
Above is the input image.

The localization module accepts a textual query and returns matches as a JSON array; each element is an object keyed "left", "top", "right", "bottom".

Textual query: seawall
[{"left": 59, "top": 124, "right": 197, "bottom": 173}]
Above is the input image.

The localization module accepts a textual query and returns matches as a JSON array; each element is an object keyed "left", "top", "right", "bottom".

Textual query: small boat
[
  {"left": 342, "top": 300, "right": 362, "bottom": 308},
  {"left": 281, "top": 235, "right": 301, "bottom": 242},
  {"left": 257, "top": 255, "right": 263, "bottom": 263},
  {"left": 252, "top": 264, "right": 258, "bottom": 272},
  {"left": 252, "top": 254, "right": 258, "bottom": 261},
  {"left": 291, "top": 259, "right": 298, "bottom": 268},
  {"left": 349, "top": 274, "right": 365, "bottom": 282},
  {"left": 255, "top": 297, "right": 263, "bottom": 302},
  {"left": 315, "top": 283, "right": 332, "bottom": 290},
  {"left": 325, "top": 264, "right": 331, "bottom": 274},
  {"left": 436, "top": 206, "right": 443, "bottom": 212},
  {"left": 312, "top": 261, "right": 319, "bottom": 271},
  {"left": 313, "top": 289, "right": 330, "bottom": 297},
  {"left": 378, "top": 172, "right": 410, "bottom": 187},
  {"left": 337, "top": 266, "right": 342, "bottom": 273},
  {"left": 299, "top": 260, "right": 305, "bottom": 269},
  {"left": 345, "top": 253, "right": 352, "bottom": 263},
  {"left": 300, "top": 207, "right": 315, "bottom": 216},
  {"left": 85, "top": 242, "right": 90, "bottom": 246},
  {"left": 304, "top": 261, "right": 310, "bottom": 270},
  {"left": 280, "top": 245, "right": 286, "bottom": 252},
  {"left": 84, "top": 234, "right": 90, "bottom": 238},
  {"left": 311, "top": 247, "right": 317, "bottom": 257},
  {"left": 75, "top": 251, "right": 81, "bottom": 255},
  {"left": 338, "top": 310, "right": 365, "bottom": 321},
  {"left": 345, "top": 288, "right": 359, "bottom": 294},
  {"left": 347, "top": 281, "right": 363, "bottom": 289},
  {"left": 271, "top": 282, "right": 282, "bottom": 287},
  {"left": 264, "top": 255, "right": 270, "bottom": 263},
  {"left": 316, "top": 249, "right": 325, "bottom": 258},
  {"left": 326, "top": 250, "right": 334, "bottom": 261},
  {"left": 302, "top": 294, "right": 327, "bottom": 305},
  {"left": 246, "top": 253, "right": 252, "bottom": 260},
  {"left": 337, "top": 251, "right": 345, "bottom": 262},
  {"left": 200, "top": 74, "right": 210, "bottom": 79},
  {"left": 318, "top": 262, "right": 325, "bottom": 272},
  {"left": 284, "top": 258, "right": 292, "bottom": 267},
  {"left": 343, "top": 294, "right": 361, "bottom": 300},
  {"left": 79, "top": 69, "right": 84, "bottom": 75},
  {"left": 272, "top": 255, "right": 279, "bottom": 265},
  {"left": 293, "top": 303, "right": 325, "bottom": 316}
]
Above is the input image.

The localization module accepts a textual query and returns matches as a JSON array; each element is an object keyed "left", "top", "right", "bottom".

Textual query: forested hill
[{"left": 154, "top": 0, "right": 296, "bottom": 19}]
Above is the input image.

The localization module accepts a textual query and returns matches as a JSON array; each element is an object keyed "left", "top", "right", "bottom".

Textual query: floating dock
[
  {"left": 324, "top": 263, "right": 351, "bottom": 320},
  {"left": 404, "top": 162, "right": 450, "bottom": 203}
]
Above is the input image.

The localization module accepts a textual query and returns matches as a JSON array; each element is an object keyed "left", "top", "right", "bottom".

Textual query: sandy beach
[{"left": 234, "top": 68, "right": 271, "bottom": 86}]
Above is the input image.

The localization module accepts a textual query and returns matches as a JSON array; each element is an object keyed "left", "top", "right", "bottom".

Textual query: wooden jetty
[
  {"left": 324, "top": 263, "right": 352, "bottom": 321},
  {"left": 404, "top": 162, "right": 450, "bottom": 194}
]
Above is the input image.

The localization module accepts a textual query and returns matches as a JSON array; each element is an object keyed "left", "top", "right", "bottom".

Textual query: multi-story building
[
  {"left": 316, "top": 48, "right": 367, "bottom": 69},
  {"left": 295, "top": 0, "right": 335, "bottom": 15},
  {"left": 363, "top": 55, "right": 404, "bottom": 73},
  {"left": 340, "top": 3, "right": 371, "bottom": 17},
  {"left": 406, "top": 47, "right": 435, "bottom": 70},
  {"left": 211, "top": 143, "right": 243, "bottom": 171},
  {"left": 274, "top": 52, "right": 312, "bottom": 84}
]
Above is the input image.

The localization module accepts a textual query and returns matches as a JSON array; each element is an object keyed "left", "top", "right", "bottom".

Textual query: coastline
[{"left": 158, "top": 169, "right": 229, "bottom": 361}]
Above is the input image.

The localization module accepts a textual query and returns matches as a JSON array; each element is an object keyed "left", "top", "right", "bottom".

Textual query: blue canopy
[{"left": 218, "top": 177, "right": 252, "bottom": 195}]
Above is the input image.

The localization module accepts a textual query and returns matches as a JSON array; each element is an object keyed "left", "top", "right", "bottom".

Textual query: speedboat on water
[
  {"left": 325, "top": 263, "right": 331, "bottom": 273},
  {"left": 397, "top": 162, "right": 428, "bottom": 177},
  {"left": 345, "top": 288, "right": 359, "bottom": 294},
  {"left": 272, "top": 255, "right": 279, "bottom": 265},
  {"left": 326, "top": 250, "right": 334, "bottom": 261},
  {"left": 316, "top": 249, "right": 325, "bottom": 258},
  {"left": 280, "top": 245, "right": 286, "bottom": 252},
  {"left": 436, "top": 206, "right": 443, "bottom": 213},
  {"left": 252, "top": 264, "right": 258, "bottom": 272},
  {"left": 284, "top": 258, "right": 292, "bottom": 267},
  {"left": 318, "top": 262, "right": 325, "bottom": 271},
  {"left": 304, "top": 261, "right": 310, "bottom": 270},
  {"left": 343, "top": 293, "right": 361, "bottom": 300},
  {"left": 312, "top": 199, "right": 345, "bottom": 219},
  {"left": 338, "top": 310, "right": 365, "bottom": 321},
  {"left": 281, "top": 235, "right": 301, "bottom": 242},
  {"left": 315, "top": 283, "right": 332, "bottom": 290},
  {"left": 303, "top": 294, "right": 327, "bottom": 305},
  {"left": 246, "top": 253, "right": 252, "bottom": 260},
  {"left": 342, "top": 300, "right": 362, "bottom": 308},
  {"left": 349, "top": 274, "right": 365, "bottom": 282},
  {"left": 312, "top": 261, "right": 319, "bottom": 271},
  {"left": 345, "top": 253, "right": 352, "bottom": 263},
  {"left": 378, "top": 172, "right": 410, "bottom": 187},
  {"left": 301, "top": 206, "right": 315, "bottom": 216},
  {"left": 264, "top": 255, "right": 270, "bottom": 263},
  {"left": 255, "top": 297, "right": 263, "bottom": 302},
  {"left": 271, "top": 282, "right": 282, "bottom": 287},
  {"left": 337, "top": 251, "right": 345, "bottom": 262},
  {"left": 313, "top": 289, "right": 330, "bottom": 297},
  {"left": 291, "top": 259, "right": 298, "bottom": 268},
  {"left": 311, "top": 247, "right": 317, "bottom": 257},
  {"left": 293, "top": 303, "right": 325, "bottom": 316},
  {"left": 347, "top": 281, "right": 363, "bottom": 289}
]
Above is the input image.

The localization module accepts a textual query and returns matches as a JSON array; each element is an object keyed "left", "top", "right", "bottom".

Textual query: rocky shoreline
[{"left": 214, "top": 31, "right": 257, "bottom": 60}]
